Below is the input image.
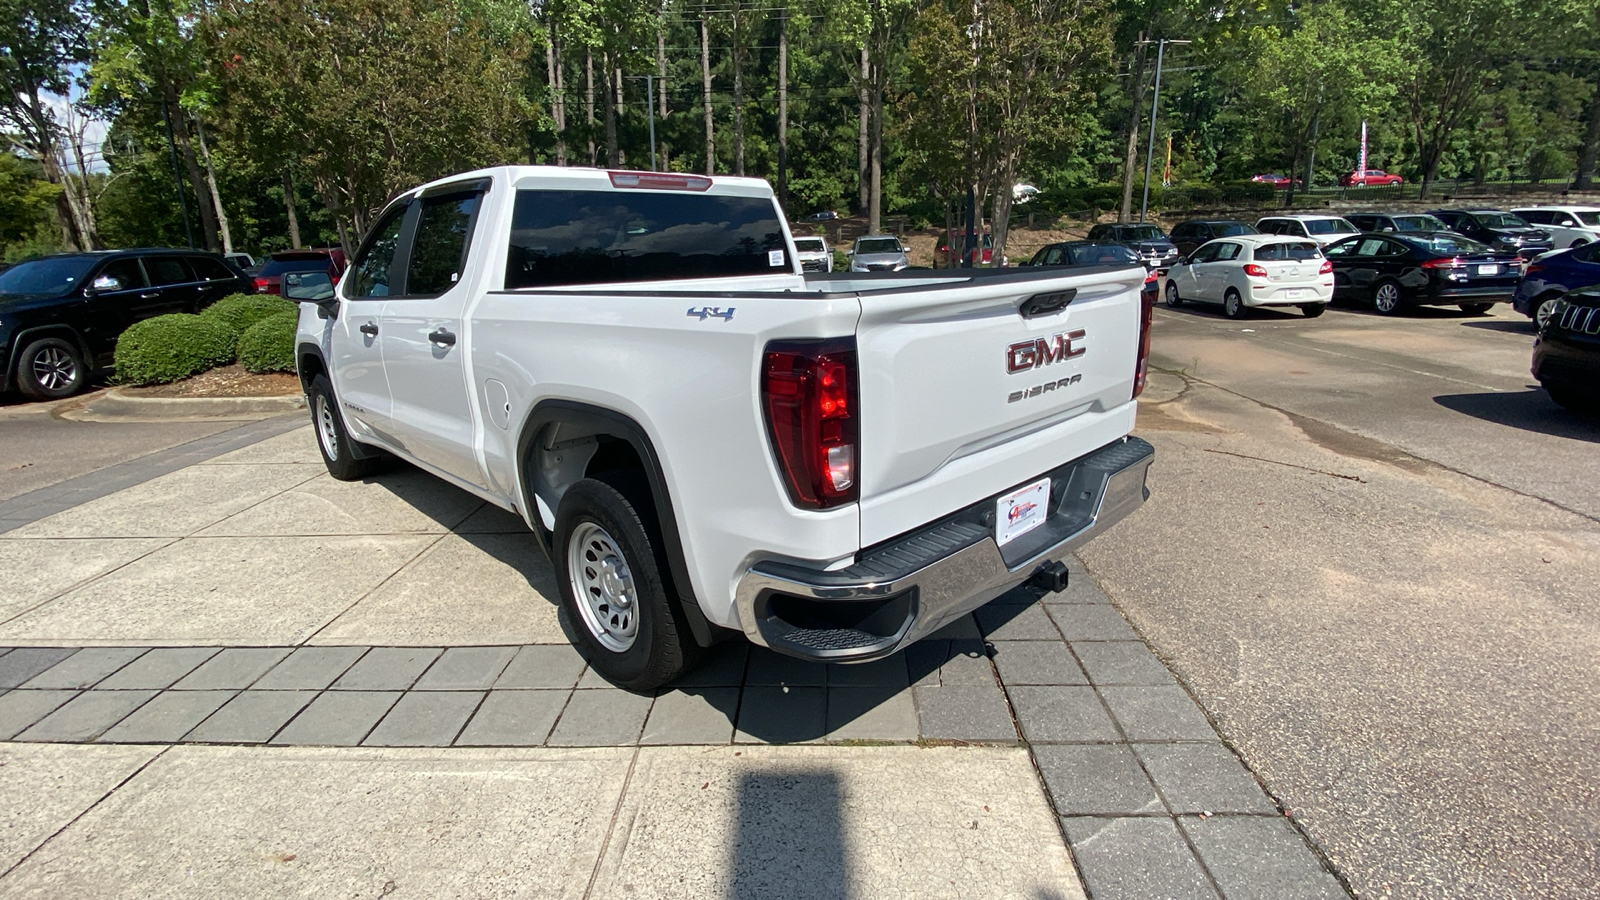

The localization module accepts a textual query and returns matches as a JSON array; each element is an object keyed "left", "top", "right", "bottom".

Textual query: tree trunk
[
  {"left": 1576, "top": 75, "right": 1600, "bottom": 190},
  {"left": 166, "top": 85, "right": 220, "bottom": 252},
  {"left": 858, "top": 47, "right": 870, "bottom": 214},
  {"left": 778, "top": 11, "right": 788, "bottom": 208},
  {"left": 656, "top": 30, "right": 668, "bottom": 171},
  {"left": 283, "top": 171, "right": 302, "bottom": 249},
  {"left": 702, "top": 16, "right": 715, "bottom": 175},
  {"left": 733, "top": 28, "right": 746, "bottom": 176},
  {"left": 549, "top": 25, "right": 567, "bottom": 165},
  {"left": 991, "top": 185, "right": 1015, "bottom": 268},
  {"left": 602, "top": 55, "right": 619, "bottom": 166},
  {"left": 193, "top": 116, "right": 233, "bottom": 254},
  {"left": 869, "top": 52, "right": 883, "bottom": 235},
  {"left": 1119, "top": 36, "right": 1149, "bottom": 223},
  {"left": 585, "top": 49, "right": 597, "bottom": 166}
]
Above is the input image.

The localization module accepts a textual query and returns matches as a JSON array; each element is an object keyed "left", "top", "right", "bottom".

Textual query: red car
[
  {"left": 253, "top": 249, "right": 347, "bottom": 295},
  {"left": 1249, "top": 173, "right": 1299, "bottom": 189},
  {"left": 1340, "top": 169, "right": 1404, "bottom": 187},
  {"left": 936, "top": 231, "right": 999, "bottom": 267}
]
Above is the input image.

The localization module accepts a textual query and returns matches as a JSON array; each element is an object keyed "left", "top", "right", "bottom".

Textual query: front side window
[
  {"left": 407, "top": 192, "right": 481, "bottom": 296},
  {"left": 97, "top": 259, "right": 148, "bottom": 292},
  {"left": 1213, "top": 242, "right": 1242, "bottom": 261},
  {"left": 350, "top": 206, "right": 408, "bottom": 298},
  {"left": 506, "top": 189, "right": 789, "bottom": 289},
  {"left": 1042, "top": 247, "right": 1065, "bottom": 265},
  {"left": 1190, "top": 243, "right": 1221, "bottom": 263}
]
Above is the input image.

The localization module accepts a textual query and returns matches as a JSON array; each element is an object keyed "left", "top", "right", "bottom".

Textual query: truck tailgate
[{"left": 849, "top": 267, "right": 1146, "bottom": 546}]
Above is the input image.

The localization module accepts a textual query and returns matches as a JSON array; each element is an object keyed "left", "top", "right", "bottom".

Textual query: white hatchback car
[
  {"left": 1256, "top": 214, "right": 1360, "bottom": 247},
  {"left": 1511, "top": 207, "right": 1600, "bottom": 250},
  {"left": 1165, "top": 234, "right": 1335, "bottom": 318}
]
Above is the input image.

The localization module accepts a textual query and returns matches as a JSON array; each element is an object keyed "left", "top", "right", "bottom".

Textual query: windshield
[
  {"left": 1408, "top": 234, "right": 1491, "bottom": 255},
  {"left": 0, "top": 256, "right": 99, "bottom": 297},
  {"left": 855, "top": 238, "right": 902, "bottom": 254},
  {"left": 1474, "top": 212, "right": 1529, "bottom": 229},
  {"left": 259, "top": 256, "right": 333, "bottom": 277},
  {"left": 1393, "top": 215, "right": 1447, "bottom": 232},
  {"left": 1077, "top": 244, "right": 1140, "bottom": 265},
  {"left": 1118, "top": 225, "right": 1167, "bottom": 241},
  {"left": 1213, "top": 223, "right": 1258, "bottom": 237},
  {"left": 792, "top": 238, "right": 827, "bottom": 253},
  {"left": 1305, "top": 218, "right": 1357, "bottom": 235}
]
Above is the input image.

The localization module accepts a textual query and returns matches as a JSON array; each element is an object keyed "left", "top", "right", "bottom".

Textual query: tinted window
[
  {"left": 145, "top": 257, "right": 195, "bottom": 285},
  {"left": 259, "top": 255, "right": 334, "bottom": 277},
  {"left": 1116, "top": 225, "right": 1166, "bottom": 241},
  {"left": 1170, "top": 224, "right": 1194, "bottom": 239},
  {"left": 856, "top": 238, "right": 902, "bottom": 254},
  {"left": 1071, "top": 244, "right": 1139, "bottom": 265},
  {"left": 1214, "top": 223, "right": 1257, "bottom": 237},
  {"left": 1393, "top": 215, "right": 1447, "bottom": 232},
  {"left": 190, "top": 256, "right": 236, "bottom": 281},
  {"left": 1088, "top": 225, "right": 1109, "bottom": 239},
  {"left": 1473, "top": 212, "right": 1527, "bottom": 228},
  {"left": 1575, "top": 211, "right": 1600, "bottom": 227},
  {"left": 1190, "top": 243, "right": 1221, "bottom": 263},
  {"left": 1516, "top": 210, "right": 1549, "bottom": 224},
  {"left": 1255, "top": 242, "right": 1321, "bottom": 261},
  {"left": 1042, "top": 247, "right": 1065, "bottom": 265},
  {"left": 98, "top": 258, "right": 148, "bottom": 291},
  {"left": 506, "top": 189, "right": 789, "bottom": 289},
  {"left": 1213, "top": 243, "right": 1242, "bottom": 261},
  {"left": 1324, "top": 239, "right": 1357, "bottom": 257},
  {"left": 1574, "top": 242, "right": 1600, "bottom": 262},
  {"left": 793, "top": 237, "right": 827, "bottom": 253},
  {"left": 1405, "top": 234, "right": 1490, "bottom": 255},
  {"left": 0, "top": 257, "right": 98, "bottom": 297},
  {"left": 406, "top": 192, "right": 480, "bottom": 295},
  {"left": 350, "top": 207, "right": 408, "bottom": 298}
]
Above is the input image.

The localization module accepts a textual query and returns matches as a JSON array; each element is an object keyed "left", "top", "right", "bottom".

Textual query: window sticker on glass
[{"left": 769, "top": 249, "right": 785, "bottom": 267}]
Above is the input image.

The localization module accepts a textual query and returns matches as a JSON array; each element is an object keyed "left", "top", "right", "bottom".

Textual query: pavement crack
[
  {"left": 582, "top": 744, "right": 642, "bottom": 900},
  {"left": 1202, "top": 448, "right": 1367, "bottom": 483}
]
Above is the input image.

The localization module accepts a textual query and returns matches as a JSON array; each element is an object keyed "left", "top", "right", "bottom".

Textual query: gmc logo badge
[{"left": 1007, "top": 329, "right": 1086, "bottom": 373}]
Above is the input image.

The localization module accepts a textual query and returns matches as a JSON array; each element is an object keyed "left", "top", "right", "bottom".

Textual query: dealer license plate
[
  {"left": 996, "top": 477, "right": 1051, "bottom": 546},
  {"left": 1477, "top": 264, "right": 1498, "bottom": 275},
  {"left": 1284, "top": 288, "right": 1307, "bottom": 299}
]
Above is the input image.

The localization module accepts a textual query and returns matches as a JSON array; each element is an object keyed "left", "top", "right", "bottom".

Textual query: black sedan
[
  {"left": 1324, "top": 232, "right": 1523, "bottom": 315},
  {"left": 1533, "top": 288, "right": 1600, "bottom": 414}
]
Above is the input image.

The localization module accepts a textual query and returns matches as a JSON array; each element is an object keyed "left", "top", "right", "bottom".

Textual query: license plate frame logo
[{"left": 997, "top": 477, "right": 1051, "bottom": 546}]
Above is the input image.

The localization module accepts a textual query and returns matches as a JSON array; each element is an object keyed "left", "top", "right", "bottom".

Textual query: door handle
[
  {"left": 139, "top": 292, "right": 159, "bottom": 299},
  {"left": 359, "top": 322, "right": 379, "bottom": 337},
  {"left": 428, "top": 328, "right": 457, "bottom": 347}
]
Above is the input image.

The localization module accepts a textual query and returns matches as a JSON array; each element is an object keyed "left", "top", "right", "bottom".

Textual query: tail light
[
  {"left": 1132, "top": 273, "right": 1157, "bottom": 399},
  {"left": 1319, "top": 260, "right": 1333, "bottom": 274},
  {"left": 1421, "top": 257, "right": 1464, "bottom": 269},
  {"left": 608, "top": 170, "right": 712, "bottom": 191},
  {"left": 1243, "top": 264, "right": 1269, "bottom": 278},
  {"left": 762, "top": 339, "right": 859, "bottom": 509},
  {"left": 254, "top": 277, "right": 274, "bottom": 294}
]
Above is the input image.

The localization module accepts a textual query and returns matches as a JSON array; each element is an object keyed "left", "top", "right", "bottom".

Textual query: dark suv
[
  {"left": 1428, "top": 209, "right": 1553, "bottom": 260},
  {"left": 1086, "top": 223, "right": 1180, "bottom": 270},
  {"left": 1168, "top": 219, "right": 1260, "bottom": 258},
  {"left": 0, "top": 248, "right": 251, "bottom": 400},
  {"left": 1533, "top": 287, "right": 1600, "bottom": 414}
]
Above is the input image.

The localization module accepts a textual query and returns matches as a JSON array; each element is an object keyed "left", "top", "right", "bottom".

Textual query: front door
[{"left": 332, "top": 203, "right": 409, "bottom": 444}]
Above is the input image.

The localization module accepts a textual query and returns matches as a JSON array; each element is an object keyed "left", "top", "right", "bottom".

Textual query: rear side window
[
  {"left": 146, "top": 257, "right": 195, "bottom": 285},
  {"left": 189, "top": 256, "right": 236, "bottom": 281},
  {"left": 506, "top": 189, "right": 789, "bottom": 289},
  {"left": 407, "top": 192, "right": 481, "bottom": 296},
  {"left": 1213, "top": 243, "right": 1242, "bottom": 261}
]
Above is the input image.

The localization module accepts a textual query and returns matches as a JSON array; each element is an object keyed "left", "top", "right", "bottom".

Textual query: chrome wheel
[
  {"left": 31, "top": 347, "right": 77, "bottom": 391},
  {"left": 1374, "top": 283, "right": 1402, "bottom": 314},
  {"left": 1535, "top": 295, "right": 1562, "bottom": 330},
  {"left": 567, "top": 521, "right": 639, "bottom": 652},
  {"left": 315, "top": 394, "right": 340, "bottom": 462}
]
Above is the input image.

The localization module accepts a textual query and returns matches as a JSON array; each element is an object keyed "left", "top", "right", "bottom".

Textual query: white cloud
[{"left": 39, "top": 91, "right": 111, "bottom": 174}]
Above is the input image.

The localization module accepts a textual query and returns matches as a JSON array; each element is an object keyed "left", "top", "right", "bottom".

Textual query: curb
[{"left": 56, "top": 387, "right": 307, "bottom": 423}]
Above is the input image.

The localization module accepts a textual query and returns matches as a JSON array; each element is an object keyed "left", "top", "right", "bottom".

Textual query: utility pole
[
  {"left": 646, "top": 74, "right": 658, "bottom": 170},
  {"left": 1138, "top": 38, "right": 1189, "bottom": 224}
]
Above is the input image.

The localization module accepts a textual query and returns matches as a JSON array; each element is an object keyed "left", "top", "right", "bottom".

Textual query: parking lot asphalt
[{"left": 1081, "top": 300, "right": 1600, "bottom": 898}]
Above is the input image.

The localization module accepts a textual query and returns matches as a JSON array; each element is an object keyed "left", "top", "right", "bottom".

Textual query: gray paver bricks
[
  {"left": 95, "top": 648, "right": 220, "bottom": 690},
  {"left": 414, "top": 646, "right": 517, "bottom": 691},
  {"left": 100, "top": 690, "right": 235, "bottom": 743},
  {"left": 17, "top": 689, "right": 157, "bottom": 742},
  {"left": 493, "top": 644, "right": 586, "bottom": 689},
  {"left": 975, "top": 604, "right": 1062, "bottom": 641},
  {"left": 926, "top": 614, "right": 981, "bottom": 640},
  {"left": 549, "top": 688, "right": 653, "bottom": 746},
  {"left": 990, "top": 641, "right": 1087, "bottom": 686},
  {"left": 912, "top": 683, "right": 1017, "bottom": 743},
  {"left": 19, "top": 648, "right": 146, "bottom": 689},
  {"left": 1008, "top": 685, "right": 1121, "bottom": 743},
  {"left": 1033, "top": 744, "right": 1164, "bottom": 815},
  {"left": 185, "top": 691, "right": 314, "bottom": 743},
  {"left": 1045, "top": 604, "right": 1138, "bottom": 640},
  {"left": 1100, "top": 686, "right": 1219, "bottom": 742},
  {"left": 1180, "top": 816, "right": 1348, "bottom": 900},
  {"left": 331, "top": 647, "right": 441, "bottom": 691},
  {"left": 456, "top": 690, "right": 569, "bottom": 746},
  {"left": 826, "top": 685, "right": 918, "bottom": 742},
  {"left": 364, "top": 691, "right": 483, "bottom": 746},
  {"left": 825, "top": 655, "right": 908, "bottom": 688},
  {"left": 1135, "top": 743, "right": 1277, "bottom": 814},
  {"left": 734, "top": 685, "right": 826, "bottom": 744},
  {"left": 745, "top": 649, "right": 827, "bottom": 686},
  {"left": 576, "top": 666, "right": 621, "bottom": 689},
  {"left": 1050, "top": 574, "right": 1111, "bottom": 604},
  {"left": 0, "top": 689, "right": 78, "bottom": 740},
  {"left": 1074, "top": 641, "right": 1176, "bottom": 685},
  {"left": 0, "top": 648, "right": 79, "bottom": 689},
  {"left": 908, "top": 639, "right": 995, "bottom": 688},
  {"left": 272, "top": 691, "right": 401, "bottom": 746},
  {"left": 1063, "top": 816, "right": 1220, "bottom": 899},
  {"left": 252, "top": 647, "right": 366, "bottom": 690},
  {"left": 671, "top": 642, "right": 748, "bottom": 687},
  {"left": 172, "top": 648, "right": 294, "bottom": 690},
  {"left": 641, "top": 688, "right": 739, "bottom": 745}
]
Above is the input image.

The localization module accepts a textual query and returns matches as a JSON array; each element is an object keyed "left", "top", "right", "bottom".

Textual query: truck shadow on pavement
[
  {"left": 1433, "top": 390, "right": 1600, "bottom": 442},
  {"left": 731, "top": 772, "right": 849, "bottom": 898}
]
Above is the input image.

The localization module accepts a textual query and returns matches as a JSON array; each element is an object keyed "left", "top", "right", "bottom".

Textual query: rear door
[
  {"left": 188, "top": 255, "right": 244, "bottom": 309},
  {"left": 139, "top": 256, "right": 201, "bottom": 316}
]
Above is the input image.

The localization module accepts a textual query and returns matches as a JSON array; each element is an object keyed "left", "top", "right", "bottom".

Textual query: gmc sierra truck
[{"left": 294, "top": 166, "right": 1156, "bottom": 690}]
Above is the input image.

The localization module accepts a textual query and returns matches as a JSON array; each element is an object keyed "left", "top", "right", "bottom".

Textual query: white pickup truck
[{"left": 293, "top": 166, "right": 1155, "bottom": 689}]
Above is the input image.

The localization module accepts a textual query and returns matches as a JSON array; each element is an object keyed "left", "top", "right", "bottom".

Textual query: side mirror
[
  {"left": 284, "top": 271, "right": 338, "bottom": 319},
  {"left": 88, "top": 275, "right": 122, "bottom": 295}
]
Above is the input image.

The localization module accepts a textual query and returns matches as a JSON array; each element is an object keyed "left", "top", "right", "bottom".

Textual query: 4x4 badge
[{"left": 687, "top": 306, "right": 736, "bottom": 321}]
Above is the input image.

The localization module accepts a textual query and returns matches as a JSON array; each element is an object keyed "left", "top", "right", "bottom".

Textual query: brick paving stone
[
  {"left": 1045, "top": 604, "right": 1138, "bottom": 640},
  {"left": 671, "top": 642, "right": 748, "bottom": 688},
  {"left": 826, "top": 685, "right": 918, "bottom": 742},
  {"left": 100, "top": 691, "right": 235, "bottom": 743},
  {"left": 1179, "top": 816, "right": 1349, "bottom": 900},
  {"left": 926, "top": 614, "right": 982, "bottom": 640},
  {"left": 20, "top": 648, "right": 146, "bottom": 689},
  {"left": 908, "top": 639, "right": 996, "bottom": 688},
  {"left": 414, "top": 646, "right": 517, "bottom": 690},
  {"left": 1074, "top": 641, "right": 1176, "bottom": 686},
  {"left": 185, "top": 691, "right": 314, "bottom": 743},
  {"left": 1063, "top": 816, "right": 1220, "bottom": 899},
  {"left": 172, "top": 648, "right": 294, "bottom": 690},
  {"left": 493, "top": 644, "right": 586, "bottom": 689},
  {"left": 1033, "top": 744, "right": 1164, "bottom": 815},
  {"left": 96, "top": 648, "right": 219, "bottom": 690},
  {"left": 364, "top": 691, "right": 482, "bottom": 746},
  {"left": 1050, "top": 575, "right": 1111, "bottom": 604},
  {"left": 990, "top": 641, "right": 1087, "bottom": 686},
  {"left": 734, "top": 685, "right": 826, "bottom": 744},
  {"left": 252, "top": 647, "right": 366, "bottom": 690},
  {"left": 746, "top": 649, "right": 827, "bottom": 686},
  {"left": 271, "top": 691, "right": 401, "bottom": 746},
  {"left": 987, "top": 585, "right": 1042, "bottom": 606},
  {"left": 1100, "top": 686, "right": 1219, "bottom": 742},
  {"left": 576, "top": 666, "right": 621, "bottom": 689},
  {"left": 330, "top": 647, "right": 441, "bottom": 691},
  {"left": 1008, "top": 685, "right": 1120, "bottom": 743},
  {"left": 17, "top": 690, "right": 157, "bottom": 742},
  {"left": 549, "top": 688, "right": 653, "bottom": 746},
  {"left": 1135, "top": 744, "right": 1277, "bottom": 814},
  {"left": 457, "top": 690, "right": 568, "bottom": 746},
  {"left": 0, "top": 690, "right": 78, "bottom": 740},
  {"left": 975, "top": 604, "right": 1062, "bottom": 641},
  {"left": 912, "top": 683, "right": 1017, "bottom": 743},
  {"left": 825, "top": 655, "right": 908, "bottom": 688},
  {"left": 640, "top": 688, "right": 739, "bottom": 745},
  {"left": 0, "top": 648, "right": 78, "bottom": 689}
]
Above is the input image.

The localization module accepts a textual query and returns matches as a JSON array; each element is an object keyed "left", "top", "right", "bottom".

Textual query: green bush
[
  {"left": 113, "top": 314, "right": 238, "bottom": 385},
  {"left": 236, "top": 310, "right": 299, "bottom": 374},
  {"left": 199, "top": 293, "right": 294, "bottom": 334}
]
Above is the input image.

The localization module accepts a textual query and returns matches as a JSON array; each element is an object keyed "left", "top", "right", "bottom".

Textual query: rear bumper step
[{"left": 735, "top": 435, "right": 1155, "bottom": 662}]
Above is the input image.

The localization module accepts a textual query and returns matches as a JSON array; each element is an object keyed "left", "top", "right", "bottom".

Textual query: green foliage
[
  {"left": 113, "top": 314, "right": 238, "bottom": 385},
  {"left": 0, "top": 153, "right": 60, "bottom": 249},
  {"left": 200, "top": 293, "right": 295, "bottom": 335},
  {"left": 236, "top": 310, "right": 299, "bottom": 374}
]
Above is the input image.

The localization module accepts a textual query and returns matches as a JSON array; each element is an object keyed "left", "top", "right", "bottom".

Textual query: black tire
[
  {"left": 1546, "top": 385, "right": 1597, "bottom": 415},
  {"left": 307, "top": 374, "right": 382, "bottom": 481},
  {"left": 1300, "top": 303, "right": 1326, "bottom": 318},
  {"left": 1458, "top": 302, "right": 1493, "bottom": 315},
  {"left": 14, "top": 337, "right": 87, "bottom": 401},
  {"left": 1372, "top": 280, "right": 1405, "bottom": 315},
  {"left": 1223, "top": 289, "right": 1247, "bottom": 319},
  {"left": 1165, "top": 280, "right": 1183, "bottom": 307},
  {"left": 554, "top": 477, "right": 699, "bottom": 691}
]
